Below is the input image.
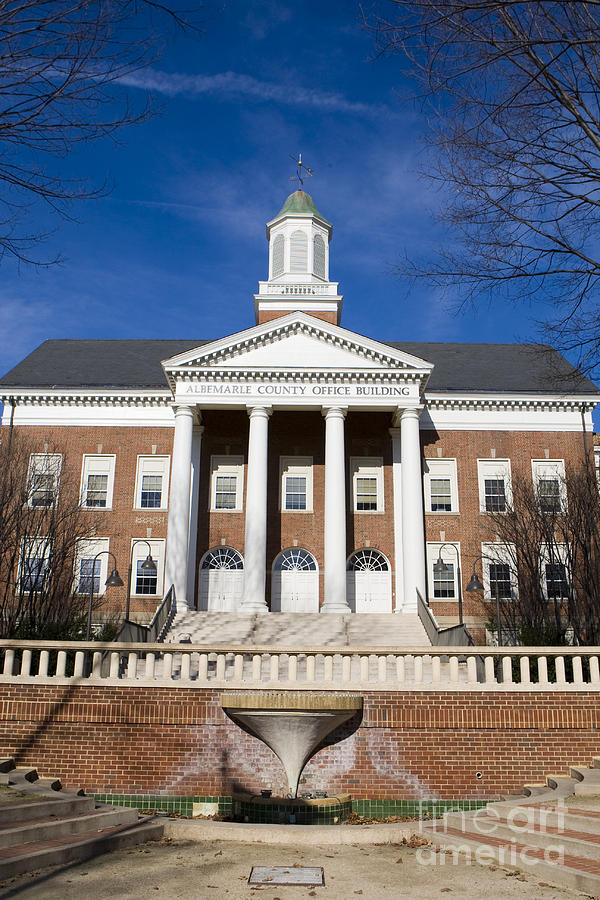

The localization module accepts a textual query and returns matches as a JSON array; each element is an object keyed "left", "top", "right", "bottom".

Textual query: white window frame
[
  {"left": 477, "top": 459, "right": 512, "bottom": 513},
  {"left": 540, "top": 543, "right": 569, "bottom": 600},
  {"left": 130, "top": 538, "right": 165, "bottom": 598},
  {"left": 481, "top": 542, "right": 518, "bottom": 601},
  {"left": 426, "top": 542, "right": 461, "bottom": 601},
  {"left": 351, "top": 457, "right": 384, "bottom": 513},
  {"left": 134, "top": 455, "right": 170, "bottom": 511},
  {"left": 210, "top": 455, "right": 244, "bottom": 512},
  {"left": 19, "top": 537, "right": 51, "bottom": 593},
  {"left": 532, "top": 459, "right": 566, "bottom": 513},
  {"left": 27, "top": 453, "right": 62, "bottom": 508},
  {"left": 423, "top": 458, "right": 459, "bottom": 513},
  {"left": 80, "top": 455, "right": 116, "bottom": 510},
  {"left": 279, "top": 456, "right": 313, "bottom": 512},
  {"left": 74, "top": 538, "right": 110, "bottom": 595}
]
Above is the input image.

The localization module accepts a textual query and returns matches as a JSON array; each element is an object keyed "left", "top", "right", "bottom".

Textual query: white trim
[
  {"left": 80, "top": 455, "right": 116, "bottom": 510},
  {"left": 74, "top": 538, "right": 110, "bottom": 596},
  {"left": 134, "top": 455, "right": 171, "bottom": 511},
  {"left": 351, "top": 457, "right": 384, "bottom": 513},
  {"left": 426, "top": 542, "right": 462, "bottom": 602},
  {"left": 477, "top": 459, "right": 512, "bottom": 513},
  {"left": 532, "top": 459, "right": 566, "bottom": 512},
  {"left": 130, "top": 538, "right": 165, "bottom": 598},
  {"left": 423, "top": 457, "right": 459, "bottom": 513},
  {"left": 481, "top": 541, "right": 517, "bottom": 600},
  {"left": 27, "top": 453, "right": 62, "bottom": 508},
  {"left": 279, "top": 456, "right": 313, "bottom": 512},
  {"left": 210, "top": 455, "right": 244, "bottom": 512}
]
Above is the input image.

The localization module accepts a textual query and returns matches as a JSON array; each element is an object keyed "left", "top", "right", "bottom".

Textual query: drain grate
[{"left": 248, "top": 866, "right": 324, "bottom": 886}]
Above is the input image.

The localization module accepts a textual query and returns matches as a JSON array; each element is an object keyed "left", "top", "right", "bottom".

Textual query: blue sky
[{"left": 0, "top": 0, "right": 582, "bottom": 383}]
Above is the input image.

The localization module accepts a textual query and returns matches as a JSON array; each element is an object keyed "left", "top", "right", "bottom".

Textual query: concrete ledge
[{"left": 162, "top": 818, "right": 422, "bottom": 845}]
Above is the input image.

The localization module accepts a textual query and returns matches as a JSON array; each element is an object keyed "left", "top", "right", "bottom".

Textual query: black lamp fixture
[
  {"left": 434, "top": 548, "right": 486, "bottom": 627},
  {"left": 86, "top": 550, "right": 123, "bottom": 641},
  {"left": 125, "top": 540, "right": 157, "bottom": 621}
]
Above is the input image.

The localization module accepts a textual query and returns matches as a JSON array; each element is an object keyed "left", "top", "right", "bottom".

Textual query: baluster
[
  {"left": 502, "top": 656, "right": 513, "bottom": 684},
  {"left": 467, "top": 656, "right": 478, "bottom": 684},
  {"left": 161, "top": 653, "right": 173, "bottom": 681},
  {"left": 269, "top": 655, "right": 279, "bottom": 682},
  {"left": 181, "top": 653, "right": 191, "bottom": 681},
  {"left": 127, "top": 652, "right": 137, "bottom": 679},
  {"left": 377, "top": 655, "right": 388, "bottom": 683},
  {"left": 414, "top": 656, "right": 423, "bottom": 684},
  {"left": 198, "top": 654, "right": 208, "bottom": 681},
  {"left": 252, "top": 654, "right": 262, "bottom": 681},
  {"left": 590, "top": 656, "right": 600, "bottom": 684},
  {"left": 359, "top": 656, "right": 369, "bottom": 683},
  {"left": 519, "top": 656, "right": 531, "bottom": 684},
  {"left": 109, "top": 652, "right": 120, "bottom": 679},
  {"left": 573, "top": 656, "right": 584, "bottom": 685},
  {"left": 449, "top": 656, "right": 459, "bottom": 683},
  {"left": 145, "top": 652, "right": 156, "bottom": 680},
  {"left": 537, "top": 656, "right": 548, "bottom": 684},
  {"left": 38, "top": 650, "right": 49, "bottom": 677},
  {"left": 288, "top": 655, "right": 298, "bottom": 683},
  {"left": 215, "top": 654, "right": 226, "bottom": 681},
  {"left": 56, "top": 651, "right": 66, "bottom": 678},
  {"left": 396, "top": 656, "right": 405, "bottom": 683},
  {"left": 555, "top": 656, "right": 566, "bottom": 683},
  {"left": 306, "top": 656, "right": 316, "bottom": 682},
  {"left": 20, "top": 649, "right": 32, "bottom": 676},
  {"left": 324, "top": 655, "right": 333, "bottom": 683},
  {"left": 74, "top": 651, "right": 85, "bottom": 678},
  {"left": 3, "top": 649, "right": 14, "bottom": 676},
  {"left": 484, "top": 656, "right": 495, "bottom": 684},
  {"left": 233, "top": 654, "right": 244, "bottom": 681},
  {"left": 431, "top": 655, "right": 441, "bottom": 683},
  {"left": 92, "top": 652, "right": 103, "bottom": 678},
  {"left": 341, "top": 655, "right": 351, "bottom": 684}
]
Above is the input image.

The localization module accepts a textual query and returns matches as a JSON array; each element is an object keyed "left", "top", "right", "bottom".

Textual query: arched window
[
  {"left": 272, "top": 233, "right": 284, "bottom": 278},
  {"left": 347, "top": 549, "right": 389, "bottom": 571},
  {"left": 201, "top": 547, "right": 244, "bottom": 570},
  {"left": 290, "top": 230, "right": 308, "bottom": 272},
  {"left": 273, "top": 548, "right": 317, "bottom": 571},
  {"left": 313, "top": 234, "right": 326, "bottom": 279}
]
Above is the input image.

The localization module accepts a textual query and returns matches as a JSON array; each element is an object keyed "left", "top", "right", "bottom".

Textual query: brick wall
[{"left": 1, "top": 684, "right": 598, "bottom": 800}]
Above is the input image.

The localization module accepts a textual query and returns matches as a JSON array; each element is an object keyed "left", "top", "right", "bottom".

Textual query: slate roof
[{"left": 0, "top": 338, "right": 597, "bottom": 395}]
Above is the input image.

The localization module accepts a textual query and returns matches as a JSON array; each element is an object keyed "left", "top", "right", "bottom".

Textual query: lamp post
[
  {"left": 86, "top": 551, "right": 123, "bottom": 641},
  {"left": 125, "top": 540, "right": 157, "bottom": 621},
  {"left": 434, "top": 545, "right": 485, "bottom": 627}
]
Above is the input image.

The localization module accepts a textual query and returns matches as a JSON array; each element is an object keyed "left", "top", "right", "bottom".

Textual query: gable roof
[{"left": 0, "top": 338, "right": 597, "bottom": 395}]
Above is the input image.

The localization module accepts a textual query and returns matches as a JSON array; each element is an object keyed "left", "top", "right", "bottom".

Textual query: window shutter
[
  {"left": 272, "top": 234, "right": 284, "bottom": 277},
  {"left": 290, "top": 230, "right": 307, "bottom": 272},
  {"left": 313, "top": 234, "right": 326, "bottom": 279}
]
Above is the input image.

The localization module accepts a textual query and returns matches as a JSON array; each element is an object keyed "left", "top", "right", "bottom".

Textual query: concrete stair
[
  {"left": 422, "top": 757, "right": 600, "bottom": 894},
  {"left": 0, "top": 758, "right": 163, "bottom": 880},
  {"left": 167, "top": 611, "right": 432, "bottom": 647}
]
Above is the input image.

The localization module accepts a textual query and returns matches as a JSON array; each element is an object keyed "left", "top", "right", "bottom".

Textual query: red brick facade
[{"left": 1, "top": 684, "right": 598, "bottom": 799}]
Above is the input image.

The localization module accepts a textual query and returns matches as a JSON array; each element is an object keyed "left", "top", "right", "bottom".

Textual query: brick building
[{"left": 0, "top": 189, "right": 598, "bottom": 639}]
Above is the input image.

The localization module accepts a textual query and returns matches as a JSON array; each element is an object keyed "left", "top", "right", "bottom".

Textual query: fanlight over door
[
  {"left": 346, "top": 549, "right": 392, "bottom": 614},
  {"left": 271, "top": 548, "right": 319, "bottom": 613},
  {"left": 198, "top": 547, "right": 244, "bottom": 611}
]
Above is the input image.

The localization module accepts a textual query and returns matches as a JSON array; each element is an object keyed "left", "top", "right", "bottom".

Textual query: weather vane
[{"left": 289, "top": 153, "right": 314, "bottom": 189}]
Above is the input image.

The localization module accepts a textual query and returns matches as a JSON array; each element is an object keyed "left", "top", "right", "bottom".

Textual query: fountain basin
[
  {"left": 221, "top": 692, "right": 363, "bottom": 798},
  {"left": 232, "top": 792, "right": 352, "bottom": 825}
]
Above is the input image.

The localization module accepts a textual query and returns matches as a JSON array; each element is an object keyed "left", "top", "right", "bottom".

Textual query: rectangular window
[
  {"left": 130, "top": 538, "right": 165, "bottom": 597},
  {"left": 488, "top": 563, "right": 512, "bottom": 599},
  {"left": 134, "top": 456, "right": 170, "bottom": 510},
  {"left": 210, "top": 456, "right": 244, "bottom": 512},
  {"left": 280, "top": 457, "right": 313, "bottom": 512},
  {"left": 478, "top": 459, "right": 512, "bottom": 513},
  {"left": 351, "top": 458, "right": 384, "bottom": 513},
  {"left": 424, "top": 458, "right": 458, "bottom": 513},
  {"left": 426, "top": 543, "right": 461, "bottom": 601},
  {"left": 545, "top": 562, "right": 569, "bottom": 599},
  {"left": 74, "top": 538, "right": 110, "bottom": 596},
  {"left": 28, "top": 454, "right": 62, "bottom": 507},
  {"left": 80, "top": 455, "right": 115, "bottom": 509},
  {"left": 78, "top": 558, "right": 101, "bottom": 595},
  {"left": 215, "top": 474, "right": 237, "bottom": 509},
  {"left": 532, "top": 459, "right": 565, "bottom": 513},
  {"left": 20, "top": 538, "right": 51, "bottom": 594},
  {"left": 484, "top": 478, "right": 506, "bottom": 513},
  {"left": 434, "top": 561, "right": 455, "bottom": 598}
]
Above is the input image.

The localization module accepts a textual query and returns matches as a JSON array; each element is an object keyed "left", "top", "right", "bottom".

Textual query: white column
[
  {"left": 400, "top": 407, "right": 427, "bottom": 612},
  {"left": 185, "top": 422, "right": 204, "bottom": 608},
  {"left": 165, "top": 405, "right": 196, "bottom": 613},
  {"left": 389, "top": 427, "right": 404, "bottom": 613},
  {"left": 322, "top": 406, "right": 350, "bottom": 613},
  {"left": 241, "top": 406, "right": 270, "bottom": 613}
]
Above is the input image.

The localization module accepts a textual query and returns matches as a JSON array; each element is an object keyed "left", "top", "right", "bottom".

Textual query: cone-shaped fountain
[{"left": 222, "top": 692, "right": 363, "bottom": 798}]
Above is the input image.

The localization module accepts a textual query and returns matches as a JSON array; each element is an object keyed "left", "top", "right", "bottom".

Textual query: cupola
[{"left": 254, "top": 190, "right": 343, "bottom": 325}]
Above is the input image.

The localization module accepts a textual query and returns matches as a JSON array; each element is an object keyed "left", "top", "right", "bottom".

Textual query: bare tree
[
  {"left": 368, "top": 1, "right": 600, "bottom": 378},
  {"left": 0, "top": 0, "right": 198, "bottom": 264},
  {"left": 481, "top": 462, "right": 600, "bottom": 646},
  {"left": 0, "top": 432, "right": 100, "bottom": 638}
]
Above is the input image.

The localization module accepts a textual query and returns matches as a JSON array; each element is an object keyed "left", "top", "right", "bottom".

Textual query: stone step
[
  {"left": 0, "top": 818, "right": 164, "bottom": 880},
  {"left": 423, "top": 823, "right": 600, "bottom": 895},
  {"left": 570, "top": 766, "right": 600, "bottom": 796},
  {"left": 0, "top": 805, "right": 139, "bottom": 849},
  {"left": 0, "top": 796, "right": 95, "bottom": 826}
]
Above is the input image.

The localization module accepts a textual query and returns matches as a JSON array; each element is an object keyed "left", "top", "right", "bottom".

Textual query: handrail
[
  {"left": 416, "top": 588, "right": 474, "bottom": 646},
  {"left": 113, "top": 585, "right": 176, "bottom": 644}
]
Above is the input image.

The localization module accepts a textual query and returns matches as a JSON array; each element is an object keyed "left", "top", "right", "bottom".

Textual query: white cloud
[{"left": 120, "top": 69, "right": 388, "bottom": 118}]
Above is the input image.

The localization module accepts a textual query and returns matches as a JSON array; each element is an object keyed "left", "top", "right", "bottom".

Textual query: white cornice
[
  {"left": 424, "top": 392, "right": 599, "bottom": 413},
  {"left": 0, "top": 388, "right": 172, "bottom": 407}
]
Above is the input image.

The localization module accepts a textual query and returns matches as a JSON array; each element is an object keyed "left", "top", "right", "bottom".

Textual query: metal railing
[{"left": 113, "top": 586, "right": 176, "bottom": 643}]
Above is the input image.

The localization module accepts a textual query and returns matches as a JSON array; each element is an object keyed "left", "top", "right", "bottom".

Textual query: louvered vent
[
  {"left": 313, "top": 234, "right": 326, "bottom": 279},
  {"left": 290, "top": 229, "right": 308, "bottom": 272},
  {"left": 272, "top": 233, "right": 284, "bottom": 277}
]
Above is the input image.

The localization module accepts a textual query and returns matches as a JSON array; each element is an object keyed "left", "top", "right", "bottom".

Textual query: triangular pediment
[{"left": 162, "top": 313, "right": 433, "bottom": 379}]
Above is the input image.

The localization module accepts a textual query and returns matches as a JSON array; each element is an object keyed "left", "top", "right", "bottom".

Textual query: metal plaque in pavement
[{"left": 248, "top": 865, "right": 324, "bottom": 886}]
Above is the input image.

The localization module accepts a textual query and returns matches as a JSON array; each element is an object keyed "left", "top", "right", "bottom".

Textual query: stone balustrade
[{"left": 1, "top": 641, "right": 599, "bottom": 690}]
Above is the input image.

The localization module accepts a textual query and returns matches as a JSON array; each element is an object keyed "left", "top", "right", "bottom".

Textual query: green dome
[{"left": 273, "top": 190, "right": 331, "bottom": 225}]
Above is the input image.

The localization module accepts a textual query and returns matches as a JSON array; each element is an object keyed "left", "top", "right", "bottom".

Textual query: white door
[
  {"left": 198, "top": 547, "right": 244, "bottom": 611},
  {"left": 346, "top": 549, "right": 392, "bottom": 614},
  {"left": 271, "top": 549, "right": 319, "bottom": 612}
]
